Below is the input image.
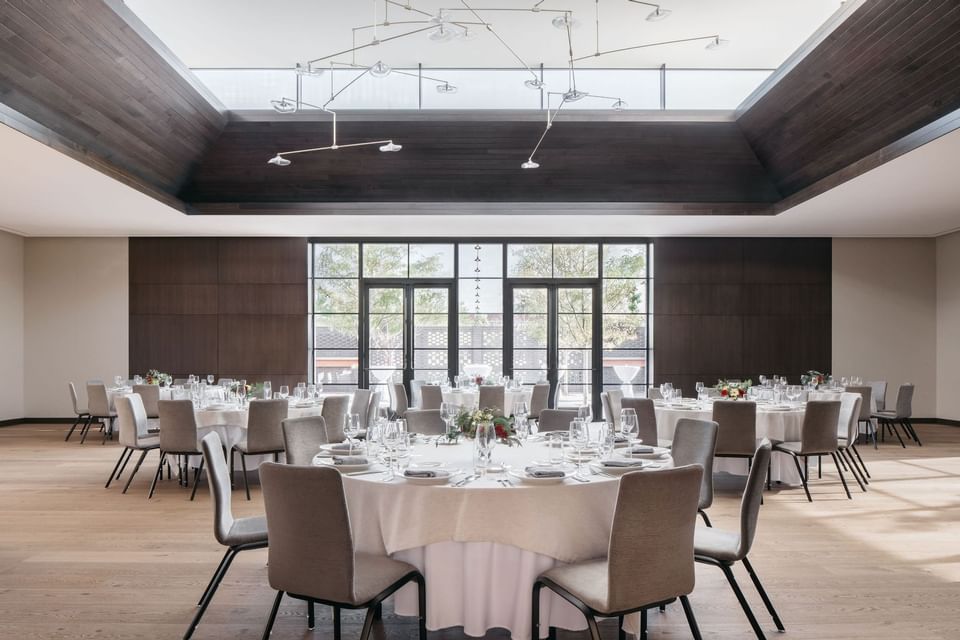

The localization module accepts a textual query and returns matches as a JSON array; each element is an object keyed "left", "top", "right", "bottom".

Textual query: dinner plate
[
  {"left": 403, "top": 469, "right": 455, "bottom": 485},
  {"left": 620, "top": 446, "right": 670, "bottom": 460},
  {"left": 590, "top": 461, "right": 649, "bottom": 475},
  {"left": 316, "top": 443, "right": 365, "bottom": 458},
  {"left": 763, "top": 406, "right": 794, "bottom": 412},
  {"left": 313, "top": 455, "right": 372, "bottom": 472},
  {"left": 508, "top": 469, "right": 572, "bottom": 485}
]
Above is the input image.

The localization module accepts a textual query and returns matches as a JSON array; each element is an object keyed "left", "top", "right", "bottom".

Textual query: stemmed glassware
[
  {"left": 599, "top": 422, "right": 616, "bottom": 461},
  {"left": 382, "top": 421, "right": 401, "bottom": 481},
  {"left": 513, "top": 400, "right": 529, "bottom": 439},
  {"left": 279, "top": 385, "right": 289, "bottom": 400},
  {"left": 620, "top": 408, "right": 638, "bottom": 441},
  {"left": 440, "top": 402, "right": 459, "bottom": 439},
  {"left": 263, "top": 381, "right": 272, "bottom": 400},
  {"left": 343, "top": 413, "right": 361, "bottom": 450},
  {"left": 207, "top": 374, "right": 215, "bottom": 385},
  {"left": 569, "top": 419, "right": 589, "bottom": 480},
  {"left": 475, "top": 421, "right": 497, "bottom": 476},
  {"left": 787, "top": 385, "right": 802, "bottom": 405}
]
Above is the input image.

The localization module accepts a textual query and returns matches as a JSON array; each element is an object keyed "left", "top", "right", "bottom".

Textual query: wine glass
[
  {"left": 207, "top": 374, "right": 215, "bottom": 385},
  {"left": 475, "top": 421, "right": 497, "bottom": 476},
  {"left": 599, "top": 422, "right": 615, "bottom": 461},
  {"left": 620, "top": 408, "right": 638, "bottom": 441},
  {"left": 279, "top": 385, "right": 289, "bottom": 399},
  {"left": 263, "top": 381, "right": 272, "bottom": 400},
  {"left": 381, "top": 421, "right": 401, "bottom": 481},
  {"left": 569, "top": 420, "right": 589, "bottom": 479},
  {"left": 758, "top": 375, "right": 767, "bottom": 387},
  {"left": 513, "top": 400, "right": 529, "bottom": 438},
  {"left": 343, "top": 413, "right": 362, "bottom": 449},
  {"left": 440, "top": 402, "right": 459, "bottom": 438},
  {"left": 695, "top": 381, "right": 705, "bottom": 396}
]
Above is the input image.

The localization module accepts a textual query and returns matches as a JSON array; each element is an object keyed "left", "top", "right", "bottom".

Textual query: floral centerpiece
[
  {"left": 449, "top": 407, "right": 522, "bottom": 446},
  {"left": 716, "top": 379, "right": 752, "bottom": 399},
  {"left": 145, "top": 369, "right": 169, "bottom": 385},
  {"left": 801, "top": 370, "right": 827, "bottom": 387}
]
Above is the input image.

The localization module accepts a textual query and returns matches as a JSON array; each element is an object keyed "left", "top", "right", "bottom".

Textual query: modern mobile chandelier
[{"left": 266, "top": 0, "right": 729, "bottom": 170}]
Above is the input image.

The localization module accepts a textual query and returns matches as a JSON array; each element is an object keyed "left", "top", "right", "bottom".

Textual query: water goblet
[
  {"left": 279, "top": 385, "right": 289, "bottom": 399},
  {"left": 620, "top": 408, "right": 639, "bottom": 441},
  {"left": 207, "top": 374, "right": 215, "bottom": 385},
  {"left": 569, "top": 420, "right": 589, "bottom": 479},
  {"left": 343, "top": 413, "right": 362, "bottom": 450},
  {"left": 263, "top": 381, "right": 272, "bottom": 400}
]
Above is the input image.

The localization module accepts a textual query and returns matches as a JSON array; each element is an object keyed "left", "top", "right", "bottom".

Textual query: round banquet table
[
  {"left": 654, "top": 401, "right": 809, "bottom": 485},
  {"left": 441, "top": 388, "right": 533, "bottom": 415},
  {"left": 326, "top": 434, "right": 673, "bottom": 640}
]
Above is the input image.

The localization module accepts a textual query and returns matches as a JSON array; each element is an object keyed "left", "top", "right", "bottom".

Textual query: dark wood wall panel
[
  {"left": 653, "top": 238, "right": 831, "bottom": 394},
  {"left": 128, "top": 238, "right": 308, "bottom": 385}
]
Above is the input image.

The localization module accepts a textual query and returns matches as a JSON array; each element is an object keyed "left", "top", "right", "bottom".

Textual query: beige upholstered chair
[
  {"left": 712, "top": 401, "right": 758, "bottom": 463},
  {"left": 478, "top": 385, "right": 505, "bottom": 413},
  {"left": 151, "top": 399, "right": 204, "bottom": 500},
  {"left": 233, "top": 399, "right": 288, "bottom": 500},
  {"left": 537, "top": 408, "right": 579, "bottom": 432},
  {"left": 282, "top": 416, "right": 328, "bottom": 466},
  {"left": 868, "top": 380, "right": 887, "bottom": 412},
  {"left": 107, "top": 394, "right": 160, "bottom": 493},
  {"left": 351, "top": 389, "right": 372, "bottom": 430},
  {"left": 773, "top": 401, "right": 849, "bottom": 501},
  {"left": 840, "top": 386, "right": 874, "bottom": 474},
  {"left": 259, "top": 463, "right": 427, "bottom": 640},
  {"left": 86, "top": 382, "right": 117, "bottom": 444},
  {"left": 529, "top": 383, "right": 550, "bottom": 418},
  {"left": 532, "top": 465, "right": 705, "bottom": 640},
  {"left": 835, "top": 393, "right": 867, "bottom": 493},
  {"left": 695, "top": 440, "right": 784, "bottom": 639},
  {"left": 389, "top": 382, "right": 409, "bottom": 417},
  {"left": 132, "top": 384, "right": 160, "bottom": 420},
  {"left": 671, "top": 418, "right": 719, "bottom": 527},
  {"left": 420, "top": 384, "right": 443, "bottom": 410},
  {"left": 183, "top": 432, "right": 268, "bottom": 639},
  {"left": 66, "top": 382, "right": 91, "bottom": 442},
  {"left": 321, "top": 395, "right": 351, "bottom": 443},
  {"left": 873, "top": 383, "right": 919, "bottom": 447},
  {"left": 600, "top": 389, "right": 624, "bottom": 429},
  {"left": 405, "top": 408, "right": 446, "bottom": 435},
  {"left": 620, "top": 397, "right": 670, "bottom": 447}
]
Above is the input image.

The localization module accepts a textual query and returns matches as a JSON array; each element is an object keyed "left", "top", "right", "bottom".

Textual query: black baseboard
[
  {"left": 912, "top": 418, "right": 960, "bottom": 427},
  {"left": 0, "top": 418, "right": 76, "bottom": 427}
]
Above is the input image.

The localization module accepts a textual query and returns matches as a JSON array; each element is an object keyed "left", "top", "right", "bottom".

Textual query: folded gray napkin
[
  {"left": 601, "top": 459, "right": 645, "bottom": 467},
  {"left": 329, "top": 442, "right": 362, "bottom": 452},
  {"left": 333, "top": 456, "right": 368, "bottom": 465},
  {"left": 524, "top": 466, "right": 565, "bottom": 478},
  {"left": 613, "top": 435, "right": 629, "bottom": 443},
  {"left": 403, "top": 469, "right": 438, "bottom": 478},
  {"left": 628, "top": 445, "right": 655, "bottom": 454}
]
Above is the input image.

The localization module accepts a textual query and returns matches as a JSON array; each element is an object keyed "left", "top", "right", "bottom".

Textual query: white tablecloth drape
[{"left": 441, "top": 388, "right": 533, "bottom": 416}]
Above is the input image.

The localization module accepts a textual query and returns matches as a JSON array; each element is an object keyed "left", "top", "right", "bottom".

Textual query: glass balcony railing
[{"left": 192, "top": 67, "right": 773, "bottom": 112}]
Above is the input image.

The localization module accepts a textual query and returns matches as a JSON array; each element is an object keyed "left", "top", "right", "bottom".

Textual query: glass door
[
  {"left": 363, "top": 284, "right": 453, "bottom": 403},
  {"left": 508, "top": 284, "right": 597, "bottom": 411}
]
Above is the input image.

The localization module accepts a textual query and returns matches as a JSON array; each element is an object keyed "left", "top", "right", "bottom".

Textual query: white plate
[
  {"left": 620, "top": 446, "right": 670, "bottom": 460},
  {"left": 317, "top": 444, "right": 365, "bottom": 457},
  {"left": 508, "top": 469, "right": 571, "bottom": 485},
  {"left": 590, "top": 461, "right": 648, "bottom": 475},
  {"left": 763, "top": 406, "right": 793, "bottom": 412},
  {"left": 313, "top": 455, "right": 372, "bottom": 472},
  {"left": 403, "top": 469, "right": 455, "bottom": 485}
]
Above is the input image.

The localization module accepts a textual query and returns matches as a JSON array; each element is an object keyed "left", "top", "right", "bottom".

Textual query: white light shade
[
  {"left": 436, "top": 82, "right": 458, "bottom": 94},
  {"left": 379, "top": 142, "right": 402, "bottom": 152},
  {"left": 524, "top": 78, "right": 545, "bottom": 90},
  {"left": 270, "top": 99, "right": 297, "bottom": 114},
  {"left": 646, "top": 8, "right": 672, "bottom": 21},
  {"left": 521, "top": 159, "right": 540, "bottom": 169},
  {"left": 563, "top": 89, "right": 588, "bottom": 102},
  {"left": 429, "top": 27, "right": 455, "bottom": 43},
  {"left": 267, "top": 154, "right": 291, "bottom": 166},
  {"left": 370, "top": 61, "right": 392, "bottom": 78},
  {"left": 706, "top": 37, "right": 730, "bottom": 50},
  {"left": 611, "top": 99, "right": 629, "bottom": 111},
  {"left": 551, "top": 14, "right": 579, "bottom": 29}
]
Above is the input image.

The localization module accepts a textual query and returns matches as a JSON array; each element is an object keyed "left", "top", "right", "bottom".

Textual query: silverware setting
[
  {"left": 345, "top": 469, "right": 387, "bottom": 477},
  {"left": 453, "top": 474, "right": 478, "bottom": 487}
]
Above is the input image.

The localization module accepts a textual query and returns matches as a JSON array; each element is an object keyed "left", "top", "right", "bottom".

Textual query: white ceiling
[
  {"left": 2, "top": 122, "right": 959, "bottom": 239},
  {"left": 123, "top": 0, "right": 843, "bottom": 70}
]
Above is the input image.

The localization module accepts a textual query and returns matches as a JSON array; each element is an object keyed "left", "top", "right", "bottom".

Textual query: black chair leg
[
  {"left": 416, "top": 574, "right": 427, "bottom": 640},
  {"left": 678, "top": 595, "right": 703, "bottom": 640},
  {"left": 698, "top": 509, "right": 712, "bottom": 527},
  {"left": 239, "top": 453, "right": 251, "bottom": 501},
  {"left": 904, "top": 419, "right": 922, "bottom": 446},
  {"left": 334, "top": 605, "right": 342, "bottom": 640},
  {"left": 260, "top": 590, "right": 284, "bottom": 640},
  {"left": 359, "top": 606, "right": 377, "bottom": 640},
  {"left": 742, "top": 557, "right": 785, "bottom": 632},
  {"left": 115, "top": 446, "right": 134, "bottom": 479},
  {"left": 189, "top": 458, "right": 205, "bottom": 501},
  {"left": 65, "top": 415, "right": 85, "bottom": 441},
  {"left": 841, "top": 449, "right": 867, "bottom": 492},
  {"left": 817, "top": 455, "right": 822, "bottom": 478},
  {"left": 618, "top": 615, "right": 626, "bottom": 640},
  {"left": 851, "top": 444, "right": 871, "bottom": 479},
  {"left": 148, "top": 452, "right": 166, "bottom": 499},
  {"left": 640, "top": 608, "right": 648, "bottom": 640},
  {"left": 106, "top": 447, "right": 130, "bottom": 489},
  {"left": 79, "top": 416, "right": 94, "bottom": 444},
  {"left": 830, "top": 452, "right": 852, "bottom": 500},
  {"left": 889, "top": 421, "right": 906, "bottom": 448},
  {"left": 585, "top": 613, "right": 602, "bottom": 640},
  {"left": 122, "top": 449, "right": 150, "bottom": 494},
  {"left": 789, "top": 453, "right": 812, "bottom": 502},
  {"left": 185, "top": 547, "right": 239, "bottom": 639},
  {"left": 719, "top": 562, "right": 767, "bottom": 639},
  {"left": 308, "top": 601, "right": 315, "bottom": 629},
  {"left": 532, "top": 581, "right": 542, "bottom": 640}
]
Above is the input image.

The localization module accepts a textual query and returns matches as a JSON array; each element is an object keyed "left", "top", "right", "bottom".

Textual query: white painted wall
[
  {"left": 0, "top": 230, "right": 25, "bottom": 420},
  {"left": 23, "top": 238, "right": 128, "bottom": 417},
  {"left": 832, "top": 238, "right": 937, "bottom": 416},
  {"left": 936, "top": 231, "right": 960, "bottom": 420}
]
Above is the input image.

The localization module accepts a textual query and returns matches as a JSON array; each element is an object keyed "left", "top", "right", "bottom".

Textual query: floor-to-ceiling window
[{"left": 308, "top": 240, "right": 651, "bottom": 415}]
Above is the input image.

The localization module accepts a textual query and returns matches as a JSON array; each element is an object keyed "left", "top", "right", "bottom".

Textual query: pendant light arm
[
  {"left": 308, "top": 25, "right": 436, "bottom": 64},
  {"left": 573, "top": 34, "right": 720, "bottom": 61},
  {"left": 528, "top": 96, "right": 566, "bottom": 162},
  {"left": 457, "top": 0, "right": 541, "bottom": 83}
]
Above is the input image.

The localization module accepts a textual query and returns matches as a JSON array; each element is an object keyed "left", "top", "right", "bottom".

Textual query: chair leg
[
  {"left": 185, "top": 548, "right": 239, "bottom": 639},
  {"left": 308, "top": 601, "right": 315, "bottom": 629},
  {"left": 585, "top": 613, "right": 602, "bottom": 640},
  {"left": 190, "top": 458, "right": 205, "bottom": 501},
  {"left": 79, "top": 416, "right": 94, "bottom": 444},
  {"left": 416, "top": 573, "right": 427, "bottom": 640},
  {"left": 532, "top": 581, "right": 542, "bottom": 640},
  {"left": 889, "top": 421, "right": 906, "bottom": 448},
  {"left": 698, "top": 509, "right": 712, "bottom": 527},
  {"left": 240, "top": 453, "right": 251, "bottom": 501},
  {"left": 122, "top": 449, "right": 150, "bottom": 494},
  {"left": 640, "top": 608, "right": 648, "bottom": 640},
  {"left": 359, "top": 606, "right": 377, "bottom": 640},
  {"left": 718, "top": 562, "right": 767, "bottom": 639},
  {"left": 618, "top": 615, "right": 626, "bottom": 640},
  {"left": 789, "top": 453, "right": 812, "bottom": 502},
  {"left": 851, "top": 444, "right": 871, "bottom": 479},
  {"left": 817, "top": 455, "right": 822, "bottom": 479},
  {"left": 65, "top": 415, "right": 84, "bottom": 441},
  {"left": 835, "top": 449, "right": 849, "bottom": 472},
  {"left": 830, "top": 452, "right": 852, "bottom": 500},
  {"left": 148, "top": 452, "right": 166, "bottom": 499},
  {"left": 106, "top": 447, "right": 130, "bottom": 489},
  {"left": 334, "top": 605, "right": 342, "bottom": 640},
  {"left": 678, "top": 595, "right": 703, "bottom": 640},
  {"left": 742, "top": 557, "right": 785, "bottom": 632},
  {"left": 260, "top": 590, "right": 284, "bottom": 640},
  {"left": 841, "top": 449, "right": 867, "bottom": 492},
  {"left": 115, "top": 446, "right": 135, "bottom": 479},
  {"left": 904, "top": 419, "right": 922, "bottom": 446}
]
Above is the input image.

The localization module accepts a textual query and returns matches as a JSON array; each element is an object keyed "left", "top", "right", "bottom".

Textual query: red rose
[
  {"left": 720, "top": 388, "right": 728, "bottom": 397},
  {"left": 495, "top": 425, "right": 507, "bottom": 439}
]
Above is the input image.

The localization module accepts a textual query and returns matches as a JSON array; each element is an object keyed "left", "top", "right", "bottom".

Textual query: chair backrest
[
  {"left": 670, "top": 418, "right": 718, "bottom": 511},
  {"left": 68, "top": 382, "right": 84, "bottom": 414},
  {"left": 115, "top": 394, "right": 149, "bottom": 448},
  {"left": 200, "top": 432, "right": 237, "bottom": 546},
  {"left": 607, "top": 465, "right": 702, "bottom": 611},
  {"left": 711, "top": 401, "right": 757, "bottom": 457},
  {"left": 894, "top": 384, "right": 914, "bottom": 418},
  {"left": 845, "top": 385, "right": 873, "bottom": 419},
  {"left": 261, "top": 463, "right": 355, "bottom": 603},
  {"left": 86, "top": 382, "right": 111, "bottom": 416},
  {"left": 838, "top": 392, "right": 862, "bottom": 442},
  {"left": 158, "top": 399, "right": 201, "bottom": 454},
  {"left": 366, "top": 391, "right": 382, "bottom": 428},
  {"left": 537, "top": 408, "right": 579, "bottom": 432},
  {"left": 601, "top": 389, "right": 624, "bottom": 428},
  {"left": 868, "top": 380, "right": 887, "bottom": 412},
  {"left": 405, "top": 408, "right": 446, "bottom": 435},
  {"left": 351, "top": 389, "right": 372, "bottom": 429},
  {"left": 529, "top": 383, "right": 550, "bottom": 417},
  {"left": 132, "top": 384, "right": 160, "bottom": 418},
  {"left": 620, "top": 397, "right": 658, "bottom": 446},
  {"left": 478, "top": 385, "right": 505, "bottom": 413},
  {"left": 647, "top": 387, "right": 663, "bottom": 400},
  {"left": 321, "top": 395, "right": 351, "bottom": 442},
  {"left": 420, "top": 385, "right": 443, "bottom": 410},
  {"left": 800, "top": 400, "right": 841, "bottom": 454},
  {"left": 409, "top": 380, "right": 425, "bottom": 409},
  {"left": 281, "top": 416, "right": 328, "bottom": 465},
  {"left": 246, "top": 399, "right": 289, "bottom": 452},
  {"left": 390, "top": 382, "right": 409, "bottom": 416},
  {"left": 734, "top": 439, "right": 772, "bottom": 561}
]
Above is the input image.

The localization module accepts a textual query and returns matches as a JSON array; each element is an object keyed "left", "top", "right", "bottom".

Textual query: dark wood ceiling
[{"left": 1, "top": 0, "right": 959, "bottom": 215}]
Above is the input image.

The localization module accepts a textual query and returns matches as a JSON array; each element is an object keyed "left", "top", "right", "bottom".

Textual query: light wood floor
[{"left": 0, "top": 424, "right": 958, "bottom": 639}]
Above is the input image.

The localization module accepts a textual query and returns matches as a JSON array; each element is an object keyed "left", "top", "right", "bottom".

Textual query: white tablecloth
[
  {"left": 441, "top": 388, "right": 533, "bottom": 416},
  {"left": 337, "top": 435, "right": 672, "bottom": 639}
]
